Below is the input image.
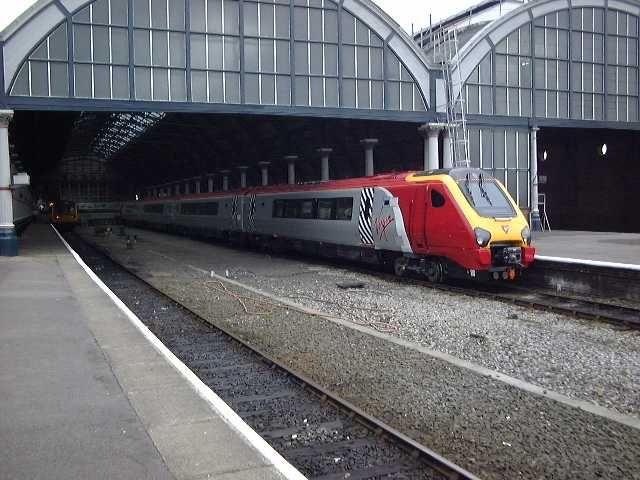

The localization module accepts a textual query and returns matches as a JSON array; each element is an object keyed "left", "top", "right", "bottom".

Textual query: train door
[
  {"left": 408, "top": 187, "right": 427, "bottom": 250},
  {"left": 424, "top": 183, "right": 450, "bottom": 248},
  {"left": 230, "top": 195, "right": 243, "bottom": 232}
]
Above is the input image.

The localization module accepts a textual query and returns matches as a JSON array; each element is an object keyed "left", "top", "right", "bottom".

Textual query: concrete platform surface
[
  {"left": 0, "top": 223, "right": 298, "bottom": 480},
  {"left": 533, "top": 230, "right": 640, "bottom": 266}
]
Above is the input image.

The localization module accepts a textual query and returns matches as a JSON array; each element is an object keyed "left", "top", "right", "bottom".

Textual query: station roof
[
  {"left": 12, "top": 109, "right": 426, "bottom": 198},
  {"left": 1, "top": 0, "right": 434, "bottom": 122}
]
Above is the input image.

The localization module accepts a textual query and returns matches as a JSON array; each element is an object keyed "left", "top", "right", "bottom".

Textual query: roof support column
[
  {"left": 220, "top": 170, "right": 230, "bottom": 191},
  {"left": 237, "top": 166, "right": 248, "bottom": 188},
  {"left": 195, "top": 180, "right": 201, "bottom": 194},
  {"left": 360, "top": 139, "right": 378, "bottom": 177},
  {"left": 442, "top": 130, "right": 453, "bottom": 169},
  {"left": 317, "top": 148, "right": 332, "bottom": 182},
  {"left": 530, "top": 127, "right": 542, "bottom": 231},
  {"left": 258, "top": 162, "right": 270, "bottom": 186},
  {"left": 208, "top": 175, "right": 214, "bottom": 193},
  {"left": 285, "top": 155, "right": 297, "bottom": 185},
  {"left": 184, "top": 181, "right": 190, "bottom": 195},
  {"left": 0, "top": 110, "right": 16, "bottom": 256},
  {"left": 419, "top": 123, "right": 445, "bottom": 171}
]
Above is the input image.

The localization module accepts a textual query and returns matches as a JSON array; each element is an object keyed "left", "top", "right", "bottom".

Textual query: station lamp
[{"left": 599, "top": 143, "right": 608, "bottom": 157}]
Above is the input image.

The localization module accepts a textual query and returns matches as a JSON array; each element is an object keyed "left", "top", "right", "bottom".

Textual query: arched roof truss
[
  {"left": 454, "top": 0, "right": 640, "bottom": 125},
  {"left": 0, "top": 0, "right": 432, "bottom": 120}
]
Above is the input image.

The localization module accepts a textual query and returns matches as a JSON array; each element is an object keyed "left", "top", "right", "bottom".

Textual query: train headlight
[
  {"left": 474, "top": 227, "right": 491, "bottom": 247},
  {"left": 521, "top": 226, "right": 532, "bottom": 245}
]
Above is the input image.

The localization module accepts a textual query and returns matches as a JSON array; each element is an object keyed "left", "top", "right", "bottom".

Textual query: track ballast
[{"left": 65, "top": 232, "right": 479, "bottom": 480}]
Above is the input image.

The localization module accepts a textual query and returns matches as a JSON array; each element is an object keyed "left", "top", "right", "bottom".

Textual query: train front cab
[
  {"left": 406, "top": 169, "right": 535, "bottom": 281},
  {"left": 51, "top": 201, "right": 80, "bottom": 231}
]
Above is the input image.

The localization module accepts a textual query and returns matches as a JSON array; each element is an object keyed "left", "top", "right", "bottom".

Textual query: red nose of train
[{"left": 522, "top": 246, "right": 536, "bottom": 266}]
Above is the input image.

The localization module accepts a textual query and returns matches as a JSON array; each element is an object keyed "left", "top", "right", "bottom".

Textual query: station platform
[
  {"left": 529, "top": 230, "right": 640, "bottom": 303},
  {"left": 533, "top": 230, "right": 640, "bottom": 268},
  {"left": 0, "top": 223, "right": 301, "bottom": 480}
]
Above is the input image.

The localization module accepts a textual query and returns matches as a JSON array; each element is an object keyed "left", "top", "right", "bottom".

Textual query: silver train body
[
  {"left": 77, "top": 202, "right": 122, "bottom": 226},
  {"left": 121, "top": 186, "right": 409, "bottom": 259}
]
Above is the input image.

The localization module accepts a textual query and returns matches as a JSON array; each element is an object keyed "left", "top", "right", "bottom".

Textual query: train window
[
  {"left": 181, "top": 202, "right": 218, "bottom": 215},
  {"left": 274, "top": 197, "right": 351, "bottom": 220},
  {"left": 450, "top": 169, "right": 516, "bottom": 218},
  {"left": 143, "top": 204, "right": 164, "bottom": 214},
  {"left": 461, "top": 180, "right": 515, "bottom": 217},
  {"left": 273, "top": 199, "right": 285, "bottom": 218},
  {"left": 300, "top": 199, "right": 315, "bottom": 219},
  {"left": 284, "top": 199, "right": 301, "bottom": 218},
  {"left": 431, "top": 190, "right": 446, "bottom": 208},
  {"left": 317, "top": 199, "right": 334, "bottom": 220},
  {"left": 335, "top": 197, "right": 353, "bottom": 220}
]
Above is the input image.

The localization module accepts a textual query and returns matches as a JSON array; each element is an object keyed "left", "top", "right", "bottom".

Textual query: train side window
[
  {"left": 335, "top": 197, "right": 353, "bottom": 220},
  {"left": 181, "top": 202, "right": 218, "bottom": 215},
  {"left": 143, "top": 204, "right": 164, "bottom": 214},
  {"left": 284, "top": 199, "right": 300, "bottom": 218},
  {"left": 317, "top": 199, "right": 334, "bottom": 220},
  {"left": 272, "top": 199, "right": 285, "bottom": 218},
  {"left": 431, "top": 190, "right": 445, "bottom": 208},
  {"left": 300, "top": 199, "right": 315, "bottom": 219}
]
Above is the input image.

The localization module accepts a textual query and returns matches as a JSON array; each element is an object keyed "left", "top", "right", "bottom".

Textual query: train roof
[{"left": 136, "top": 168, "right": 483, "bottom": 203}]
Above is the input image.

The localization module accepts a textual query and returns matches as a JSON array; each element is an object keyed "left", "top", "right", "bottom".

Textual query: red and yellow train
[{"left": 122, "top": 167, "right": 535, "bottom": 282}]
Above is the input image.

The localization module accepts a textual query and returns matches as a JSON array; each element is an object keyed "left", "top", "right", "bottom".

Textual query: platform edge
[{"left": 51, "top": 225, "right": 308, "bottom": 480}]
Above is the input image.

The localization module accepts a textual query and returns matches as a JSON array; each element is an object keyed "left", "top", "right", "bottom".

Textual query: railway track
[
  {"left": 96, "top": 224, "right": 640, "bottom": 329},
  {"left": 241, "top": 247, "right": 640, "bottom": 330},
  {"left": 399, "top": 277, "right": 640, "bottom": 330},
  {"left": 267, "top": 250, "right": 640, "bottom": 329},
  {"left": 468, "top": 283, "right": 640, "bottom": 328},
  {"left": 65, "top": 232, "right": 480, "bottom": 480}
]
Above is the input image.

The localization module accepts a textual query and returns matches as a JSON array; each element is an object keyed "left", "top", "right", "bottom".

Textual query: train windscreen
[{"left": 451, "top": 170, "right": 516, "bottom": 218}]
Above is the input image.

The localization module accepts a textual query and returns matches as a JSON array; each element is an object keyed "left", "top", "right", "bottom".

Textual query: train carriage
[
  {"left": 122, "top": 168, "right": 535, "bottom": 282},
  {"left": 12, "top": 184, "right": 34, "bottom": 235},
  {"left": 50, "top": 200, "right": 80, "bottom": 231},
  {"left": 171, "top": 193, "right": 243, "bottom": 238},
  {"left": 245, "top": 189, "right": 361, "bottom": 249}
]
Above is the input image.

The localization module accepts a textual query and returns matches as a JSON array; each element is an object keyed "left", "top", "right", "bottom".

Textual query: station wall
[
  {"left": 538, "top": 127, "right": 640, "bottom": 233},
  {"left": 466, "top": 126, "right": 531, "bottom": 209}
]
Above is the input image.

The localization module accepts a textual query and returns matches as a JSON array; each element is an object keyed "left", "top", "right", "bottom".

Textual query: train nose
[{"left": 498, "top": 246, "right": 522, "bottom": 264}]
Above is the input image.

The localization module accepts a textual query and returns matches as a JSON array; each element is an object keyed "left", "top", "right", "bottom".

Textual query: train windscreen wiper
[
  {"left": 478, "top": 173, "right": 493, "bottom": 206},
  {"left": 464, "top": 173, "right": 473, "bottom": 202}
]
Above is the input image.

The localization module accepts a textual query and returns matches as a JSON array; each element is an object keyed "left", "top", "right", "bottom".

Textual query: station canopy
[{"left": 1, "top": 0, "right": 433, "bottom": 120}]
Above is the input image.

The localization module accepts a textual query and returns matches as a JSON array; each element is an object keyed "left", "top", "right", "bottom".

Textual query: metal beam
[{"left": 5, "top": 96, "right": 437, "bottom": 123}]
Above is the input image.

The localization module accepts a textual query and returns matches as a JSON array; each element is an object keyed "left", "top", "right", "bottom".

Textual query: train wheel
[
  {"left": 393, "top": 257, "right": 409, "bottom": 277},
  {"left": 425, "top": 259, "right": 444, "bottom": 283}
]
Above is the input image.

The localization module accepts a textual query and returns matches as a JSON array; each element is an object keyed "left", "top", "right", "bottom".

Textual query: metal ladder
[
  {"left": 433, "top": 27, "right": 470, "bottom": 168},
  {"left": 538, "top": 193, "right": 552, "bottom": 231}
]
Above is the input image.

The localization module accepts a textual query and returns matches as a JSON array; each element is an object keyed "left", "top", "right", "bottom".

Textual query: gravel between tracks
[
  {"left": 83, "top": 229, "right": 640, "bottom": 480},
  {"left": 111, "top": 228, "right": 640, "bottom": 419}
]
